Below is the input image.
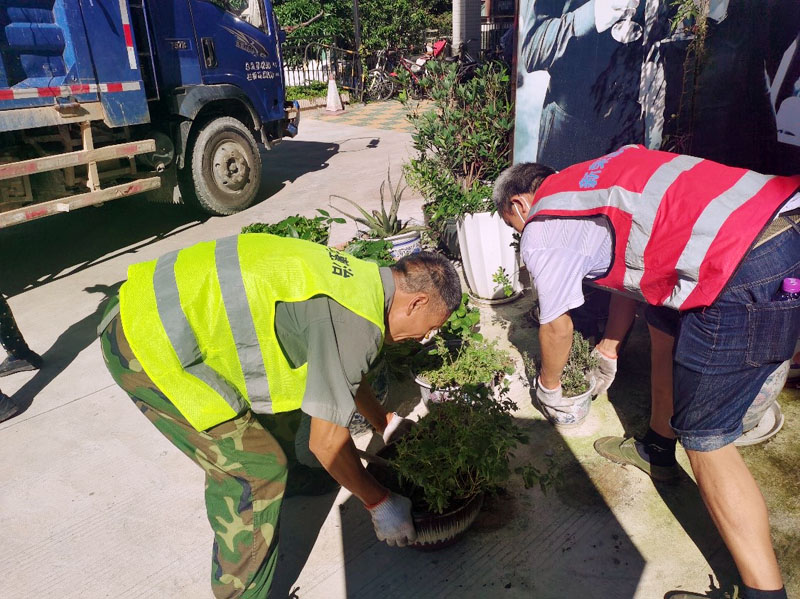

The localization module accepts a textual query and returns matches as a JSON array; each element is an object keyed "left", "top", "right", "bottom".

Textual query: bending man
[
  {"left": 100, "top": 234, "right": 461, "bottom": 598},
  {"left": 494, "top": 145, "right": 800, "bottom": 599}
]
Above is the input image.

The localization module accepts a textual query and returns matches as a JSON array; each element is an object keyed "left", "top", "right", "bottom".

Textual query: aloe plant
[{"left": 330, "top": 167, "right": 426, "bottom": 238}]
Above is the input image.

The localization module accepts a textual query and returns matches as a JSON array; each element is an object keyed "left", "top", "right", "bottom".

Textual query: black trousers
[{"left": 0, "top": 294, "right": 30, "bottom": 358}]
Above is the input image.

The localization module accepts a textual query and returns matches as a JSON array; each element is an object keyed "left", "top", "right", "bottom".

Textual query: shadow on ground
[
  {"left": 497, "top": 295, "right": 739, "bottom": 593},
  {"left": 0, "top": 140, "right": 341, "bottom": 296},
  {"left": 7, "top": 283, "right": 121, "bottom": 419},
  {"left": 334, "top": 415, "right": 646, "bottom": 598}
]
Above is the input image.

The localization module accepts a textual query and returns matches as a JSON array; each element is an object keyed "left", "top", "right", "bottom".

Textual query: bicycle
[{"left": 365, "top": 49, "right": 397, "bottom": 101}]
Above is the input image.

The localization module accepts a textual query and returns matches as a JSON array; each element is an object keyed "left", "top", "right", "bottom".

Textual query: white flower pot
[
  {"left": 457, "top": 212, "right": 522, "bottom": 302},
  {"left": 385, "top": 230, "right": 422, "bottom": 259}
]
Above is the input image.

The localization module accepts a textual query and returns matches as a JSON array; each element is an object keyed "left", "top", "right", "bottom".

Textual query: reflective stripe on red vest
[{"left": 525, "top": 145, "right": 800, "bottom": 310}]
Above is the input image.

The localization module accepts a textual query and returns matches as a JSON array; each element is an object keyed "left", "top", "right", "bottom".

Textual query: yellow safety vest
[{"left": 119, "top": 234, "right": 386, "bottom": 431}]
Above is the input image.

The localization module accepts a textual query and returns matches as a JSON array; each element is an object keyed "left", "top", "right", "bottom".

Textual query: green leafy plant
[
  {"left": 439, "top": 292, "right": 482, "bottom": 341},
  {"left": 241, "top": 209, "right": 344, "bottom": 244},
  {"left": 330, "top": 167, "right": 426, "bottom": 238},
  {"left": 492, "top": 266, "right": 514, "bottom": 298},
  {"left": 416, "top": 336, "right": 514, "bottom": 389},
  {"left": 275, "top": 0, "right": 451, "bottom": 52},
  {"left": 404, "top": 60, "right": 514, "bottom": 236},
  {"left": 562, "top": 331, "right": 597, "bottom": 397},
  {"left": 343, "top": 238, "right": 395, "bottom": 266},
  {"left": 391, "top": 387, "right": 527, "bottom": 513},
  {"left": 521, "top": 331, "right": 598, "bottom": 397}
]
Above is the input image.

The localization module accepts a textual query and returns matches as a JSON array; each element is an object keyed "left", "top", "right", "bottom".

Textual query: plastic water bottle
[{"left": 775, "top": 277, "right": 800, "bottom": 301}]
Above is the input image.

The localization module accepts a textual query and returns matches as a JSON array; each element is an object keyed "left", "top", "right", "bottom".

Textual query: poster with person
[{"left": 513, "top": 0, "right": 800, "bottom": 175}]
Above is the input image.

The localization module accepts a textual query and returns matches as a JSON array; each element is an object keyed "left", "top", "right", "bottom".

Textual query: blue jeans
[{"left": 671, "top": 227, "right": 800, "bottom": 451}]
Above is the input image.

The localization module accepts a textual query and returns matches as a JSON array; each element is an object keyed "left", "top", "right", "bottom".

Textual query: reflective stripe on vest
[
  {"left": 119, "top": 234, "right": 386, "bottom": 431},
  {"left": 214, "top": 236, "right": 271, "bottom": 409},
  {"left": 526, "top": 145, "right": 800, "bottom": 310},
  {"left": 153, "top": 249, "right": 246, "bottom": 416}
]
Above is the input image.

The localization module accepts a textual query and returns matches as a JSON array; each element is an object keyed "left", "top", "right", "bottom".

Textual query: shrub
[
  {"left": 416, "top": 336, "right": 514, "bottom": 389},
  {"left": 522, "top": 331, "right": 598, "bottom": 397},
  {"left": 391, "top": 387, "right": 527, "bottom": 513},
  {"left": 241, "top": 209, "right": 343, "bottom": 244},
  {"left": 404, "top": 60, "right": 514, "bottom": 235}
]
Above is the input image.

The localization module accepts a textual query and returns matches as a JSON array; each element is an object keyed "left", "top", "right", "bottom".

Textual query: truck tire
[{"left": 188, "top": 116, "right": 262, "bottom": 215}]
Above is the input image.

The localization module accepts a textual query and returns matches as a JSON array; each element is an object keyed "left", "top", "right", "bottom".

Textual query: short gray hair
[
  {"left": 391, "top": 252, "right": 461, "bottom": 314},
  {"left": 493, "top": 162, "right": 556, "bottom": 216}
]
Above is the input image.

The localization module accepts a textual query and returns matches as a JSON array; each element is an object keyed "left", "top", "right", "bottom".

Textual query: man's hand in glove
[
  {"left": 590, "top": 347, "right": 618, "bottom": 397},
  {"left": 382, "top": 412, "right": 416, "bottom": 445},
  {"left": 367, "top": 491, "right": 417, "bottom": 547}
]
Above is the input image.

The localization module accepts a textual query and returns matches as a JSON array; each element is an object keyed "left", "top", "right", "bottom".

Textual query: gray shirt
[{"left": 268, "top": 267, "right": 394, "bottom": 427}]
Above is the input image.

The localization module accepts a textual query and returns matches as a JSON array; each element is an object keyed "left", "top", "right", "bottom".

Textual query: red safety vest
[{"left": 525, "top": 145, "right": 800, "bottom": 310}]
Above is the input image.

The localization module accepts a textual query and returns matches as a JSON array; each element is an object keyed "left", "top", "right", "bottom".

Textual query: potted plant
[
  {"left": 403, "top": 61, "right": 521, "bottom": 301},
  {"left": 366, "top": 387, "right": 527, "bottom": 548},
  {"left": 523, "top": 331, "right": 598, "bottom": 422},
  {"left": 241, "top": 209, "right": 344, "bottom": 244},
  {"left": 330, "top": 167, "right": 426, "bottom": 259},
  {"left": 413, "top": 336, "right": 514, "bottom": 405}
]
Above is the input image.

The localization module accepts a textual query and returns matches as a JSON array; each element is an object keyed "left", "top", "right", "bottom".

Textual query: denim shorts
[{"left": 670, "top": 226, "right": 800, "bottom": 451}]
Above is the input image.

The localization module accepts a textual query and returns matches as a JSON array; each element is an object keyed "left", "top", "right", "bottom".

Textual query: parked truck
[{"left": 0, "top": 0, "right": 300, "bottom": 228}]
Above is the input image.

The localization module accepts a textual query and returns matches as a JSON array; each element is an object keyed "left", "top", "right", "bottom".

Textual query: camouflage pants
[
  {"left": 0, "top": 293, "right": 31, "bottom": 358},
  {"left": 100, "top": 308, "right": 288, "bottom": 599}
]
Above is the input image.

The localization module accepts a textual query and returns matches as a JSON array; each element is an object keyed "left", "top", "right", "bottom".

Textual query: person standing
[
  {"left": 0, "top": 294, "right": 43, "bottom": 423},
  {"left": 494, "top": 145, "right": 800, "bottom": 598},
  {"left": 100, "top": 234, "right": 461, "bottom": 599}
]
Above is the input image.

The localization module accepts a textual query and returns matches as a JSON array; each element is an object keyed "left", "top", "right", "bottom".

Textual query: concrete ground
[{"left": 0, "top": 102, "right": 797, "bottom": 599}]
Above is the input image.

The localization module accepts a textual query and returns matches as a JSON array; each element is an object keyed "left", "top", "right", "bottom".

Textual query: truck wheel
[{"left": 188, "top": 116, "right": 262, "bottom": 215}]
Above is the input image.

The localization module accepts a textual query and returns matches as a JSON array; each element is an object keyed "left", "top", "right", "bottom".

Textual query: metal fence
[
  {"left": 480, "top": 20, "right": 513, "bottom": 57},
  {"left": 282, "top": 43, "right": 360, "bottom": 92}
]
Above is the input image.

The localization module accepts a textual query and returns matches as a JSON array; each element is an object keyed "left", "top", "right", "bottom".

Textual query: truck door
[{"left": 188, "top": 0, "right": 284, "bottom": 124}]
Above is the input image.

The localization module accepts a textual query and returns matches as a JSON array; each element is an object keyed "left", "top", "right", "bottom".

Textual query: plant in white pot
[
  {"left": 413, "top": 336, "right": 514, "bottom": 405},
  {"left": 523, "top": 331, "right": 598, "bottom": 425},
  {"left": 330, "top": 168, "right": 425, "bottom": 259},
  {"left": 402, "top": 61, "right": 520, "bottom": 301}
]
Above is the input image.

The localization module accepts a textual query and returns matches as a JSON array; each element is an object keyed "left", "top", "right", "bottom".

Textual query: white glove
[
  {"left": 367, "top": 492, "right": 417, "bottom": 547},
  {"left": 535, "top": 377, "right": 591, "bottom": 427},
  {"left": 382, "top": 412, "right": 415, "bottom": 445},
  {"left": 536, "top": 379, "right": 565, "bottom": 407},
  {"left": 590, "top": 347, "right": 618, "bottom": 397},
  {"left": 594, "top": 0, "right": 639, "bottom": 33}
]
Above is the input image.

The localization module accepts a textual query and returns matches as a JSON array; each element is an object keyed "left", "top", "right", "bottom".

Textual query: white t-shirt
[{"left": 521, "top": 193, "right": 800, "bottom": 325}]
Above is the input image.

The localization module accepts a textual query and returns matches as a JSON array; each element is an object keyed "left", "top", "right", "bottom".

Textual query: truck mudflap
[{"left": 284, "top": 100, "right": 300, "bottom": 138}]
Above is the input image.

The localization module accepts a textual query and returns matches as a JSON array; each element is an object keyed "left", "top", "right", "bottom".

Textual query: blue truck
[{"left": 0, "top": 0, "right": 300, "bottom": 227}]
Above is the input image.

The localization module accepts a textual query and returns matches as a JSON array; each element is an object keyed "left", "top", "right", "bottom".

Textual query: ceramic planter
[
  {"left": 558, "top": 374, "right": 596, "bottom": 428},
  {"left": 456, "top": 212, "right": 522, "bottom": 303},
  {"left": 384, "top": 230, "right": 421, "bottom": 259},
  {"left": 741, "top": 359, "right": 790, "bottom": 433}
]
